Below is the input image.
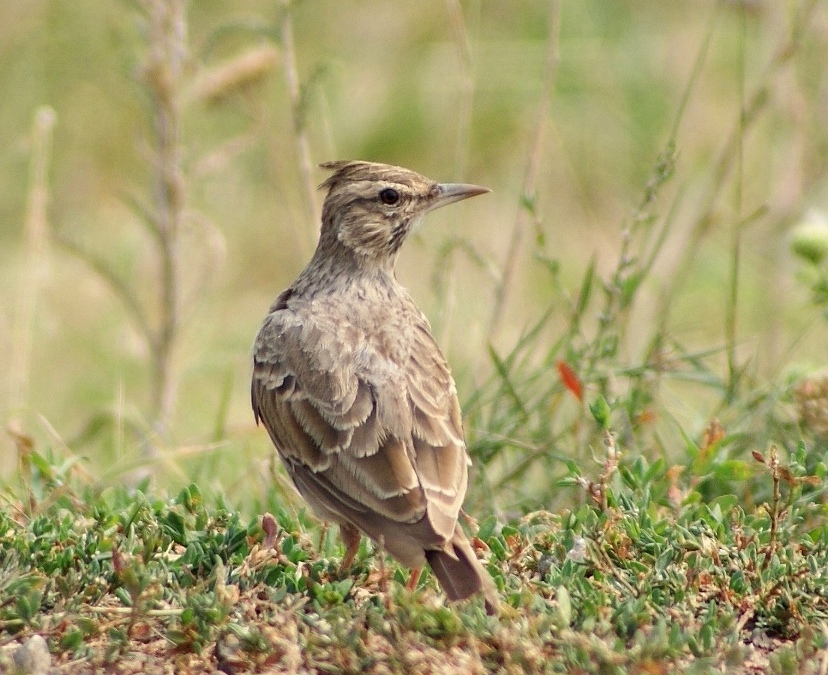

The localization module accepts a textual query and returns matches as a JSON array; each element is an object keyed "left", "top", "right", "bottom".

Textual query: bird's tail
[{"left": 425, "top": 525, "right": 499, "bottom": 614}]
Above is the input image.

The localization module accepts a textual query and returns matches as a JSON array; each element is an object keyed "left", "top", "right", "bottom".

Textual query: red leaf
[
  {"left": 557, "top": 360, "right": 583, "bottom": 401},
  {"left": 636, "top": 410, "right": 657, "bottom": 425}
]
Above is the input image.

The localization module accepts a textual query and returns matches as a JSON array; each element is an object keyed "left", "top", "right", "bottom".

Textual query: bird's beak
[{"left": 428, "top": 182, "right": 490, "bottom": 212}]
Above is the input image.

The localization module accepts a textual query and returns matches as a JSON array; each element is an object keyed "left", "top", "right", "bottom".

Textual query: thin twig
[
  {"left": 281, "top": 0, "right": 319, "bottom": 256},
  {"left": 86, "top": 606, "right": 184, "bottom": 617},
  {"left": 763, "top": 446, "right": 781, "bottom": 570},
  {"left": 487, "top": 0, "right": 561, "bottom": 343}
]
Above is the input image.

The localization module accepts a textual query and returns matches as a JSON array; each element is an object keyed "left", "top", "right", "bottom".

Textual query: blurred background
[{"left": 1, "top": 0, "right": 827, "bottom": 515}]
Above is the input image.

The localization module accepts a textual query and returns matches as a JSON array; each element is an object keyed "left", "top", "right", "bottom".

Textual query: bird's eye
[{"left": 379, "top": 188, "right": 400, "bottom": 206}]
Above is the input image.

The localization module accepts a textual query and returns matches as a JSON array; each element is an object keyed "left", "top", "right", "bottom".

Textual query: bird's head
[{"left": 316, "top": 160, "right": 489, "bottom": 267}]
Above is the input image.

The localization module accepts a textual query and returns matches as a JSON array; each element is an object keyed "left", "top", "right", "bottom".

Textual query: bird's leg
[
  {"left": 376, "top": 535, "right": 391, "bottom": 605},
  {"left": 406, "top": 567, "right": 422, "bottom": 592},
  {"left": 405, "top": 568, "right": 422, "bottom": 591},
  {"left": 339, "top": 523, "right": 361, "bottom": 571}
]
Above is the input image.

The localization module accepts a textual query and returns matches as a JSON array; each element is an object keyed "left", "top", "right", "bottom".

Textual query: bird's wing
[
  {"left": 404, "top": 318, "right": 469, "bottom": 530},
  {"left": 251, "top": 296, "right": 468, "bottom": 545}
]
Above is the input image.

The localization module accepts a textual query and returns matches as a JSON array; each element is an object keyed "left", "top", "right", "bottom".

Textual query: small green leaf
[
  {"left": 477, "top": 515, "right": 498, "bottom": 541},
  {"left": 589, "top": 396, "right": 612, "bottom": 429}
]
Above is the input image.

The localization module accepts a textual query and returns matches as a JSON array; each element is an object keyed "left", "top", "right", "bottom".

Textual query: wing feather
[
  {"left": 251, "top": 296, "right": 469, "bottom": 554},
  {"left": 289, "top": 399, "right": 353, "bottom": 453}
]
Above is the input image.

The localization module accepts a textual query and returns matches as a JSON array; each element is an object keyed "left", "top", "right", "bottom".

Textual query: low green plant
[{"left": 3, "top": 407, "right": 828, "bottom": 672}]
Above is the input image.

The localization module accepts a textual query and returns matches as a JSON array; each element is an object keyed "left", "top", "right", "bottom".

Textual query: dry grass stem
[
  {"left": 434, "top": 0, "right": 477, "bottom": 349},
  {"left": 654, "top": 0, "right": 821, "bottom": 336},
  {"left": 190, "top": 44, "right": 280, "bottom": 104},
  {"left": 280, "top": 0, "right": 319, "bottom": 257},
  {"left": 487, "top": 0, "right": 561, "bottom": 344},
  {"left": 142, "top": 0, "right": 188, "bottom": 437},
  {"left": 50, "top": 234, "right": 154, "bottom": 349},
  {"left": 9, "top": 107, "right": 56, "bottom": 415},
  {"left": 725, "top": 8, "right": 747, "bottom": 401},
  {"left": 445, "top": 0, "right": 475, "bottom": 181}
]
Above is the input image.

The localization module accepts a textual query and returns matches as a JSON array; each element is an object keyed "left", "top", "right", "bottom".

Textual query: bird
[{"left": 251, "top": 160, "right": 498, "bottom": 613}]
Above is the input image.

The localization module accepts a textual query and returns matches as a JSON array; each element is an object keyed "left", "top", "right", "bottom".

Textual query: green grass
[{"left": 2, "top": 430, "right": 828, "bottom": 673}]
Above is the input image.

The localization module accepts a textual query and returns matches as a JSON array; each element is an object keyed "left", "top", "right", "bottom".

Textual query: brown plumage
[{"left": 251, "top": 160, "right": 497, "bottom": 612}]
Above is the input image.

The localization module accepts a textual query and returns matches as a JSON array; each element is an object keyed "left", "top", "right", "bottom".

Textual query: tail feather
[{"left": 425, "top": 525, "right": 499, "bottom": 614}]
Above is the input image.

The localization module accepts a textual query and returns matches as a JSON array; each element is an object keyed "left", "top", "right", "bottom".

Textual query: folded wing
[{"left": 251, "top": 299, "right": 469, "bottom": 561}]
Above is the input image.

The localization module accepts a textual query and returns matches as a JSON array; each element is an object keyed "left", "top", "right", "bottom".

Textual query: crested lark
[{"left": 252, "top": 160, "right": 497, "bottom": 612}]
